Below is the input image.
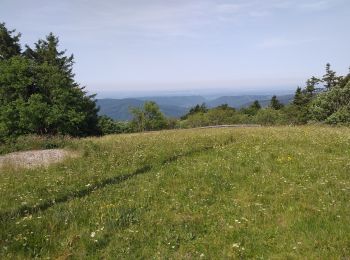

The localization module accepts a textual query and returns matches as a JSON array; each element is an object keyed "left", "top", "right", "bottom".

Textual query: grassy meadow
[{"left": 0, "top": 126, "right": 349, "bottom": 259}]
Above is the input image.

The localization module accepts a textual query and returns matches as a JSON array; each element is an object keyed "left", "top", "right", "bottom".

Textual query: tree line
[
  {"left": 1, "top": 23, "right": 350, "bottom": 141},
  {"left": 99, "top": 63, "right": 350, "bottom": 134}
]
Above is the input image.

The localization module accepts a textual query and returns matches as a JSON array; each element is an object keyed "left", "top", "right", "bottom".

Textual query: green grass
[
  {"left": 0, "top": 135, "right": 73, "bottom": 155},
  {"left": 0, "top": 127, "right": 349, "bottom": 258}
]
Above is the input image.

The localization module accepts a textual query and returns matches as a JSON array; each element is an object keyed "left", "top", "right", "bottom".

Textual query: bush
[
  {"left": 253, "top": 108, "right": 287, "bottom": 125},
  {"left": 310, "top": 81, "right": 350, "bottom": 124},
  {"left": 325, "top": 106, "right": 350, "bottom": 125},
  {"left": 182, "top": 113, "right": 210, "bottom": 128}
]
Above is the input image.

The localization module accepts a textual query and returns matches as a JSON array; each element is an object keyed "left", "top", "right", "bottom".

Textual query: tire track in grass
[{"left": 0, "top": 142, "right": 229, "bottom": 222}]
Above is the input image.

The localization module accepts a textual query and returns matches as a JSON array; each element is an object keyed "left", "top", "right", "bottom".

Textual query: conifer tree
[
  {"left": 0, "top": 24, "right": 101, "bottom": 139},
  {"left": 269, "top": 95, "right": 284, "bottom": 110},
  {"left": 293, "top": 87, "right": 305, "bottom": 106},
  {"left": 322, "top": 63, "right": 342, "bottom": 90},
  {"left": 306, "top": 76, "right": 321, "bottom": 95},
  {"left": 0, "top": 23, "right": 21, "bottom": 60},
  {"left": 251, "top": 100, "right": 261, "bottom": 110}
]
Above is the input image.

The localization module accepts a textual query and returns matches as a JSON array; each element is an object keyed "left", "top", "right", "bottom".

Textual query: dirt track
[{"left": 0, "top": 149, "right": 75, "bottom": 170}]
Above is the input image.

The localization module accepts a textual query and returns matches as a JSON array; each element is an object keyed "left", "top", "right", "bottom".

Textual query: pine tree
[
  {"left": 322, "top": 63, "right": 342, "bottom": 90},
  {"left": 339, "top": 67, "right": 350, "bottom": 88},
  {"left": 24, "top": 33, "right": 74, "bottom": 77},
  {"left": 251, "top": 100, "right": 261, "bottom": 110},
  {"left": 0, "top": 26, "right": 101, "bottom": 138},
  {"left": 269, "top": 95, "right": 284, "bottom": 110},
  {"left": 306, "top": 76, "right": 321, "bottom": 94},
  {"left": 293, "top": 87, "right": 305, "bottom": 106},
  {"left": 0, "top": 22, "right": 21, "bottom": 60}
]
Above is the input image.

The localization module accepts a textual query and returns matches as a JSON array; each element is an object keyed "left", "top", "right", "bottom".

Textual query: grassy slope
[{"left": 0, "top": 127, "right": 349, "bottom": 258}]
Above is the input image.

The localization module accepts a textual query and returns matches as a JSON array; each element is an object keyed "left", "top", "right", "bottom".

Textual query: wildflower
[
  {"left": 232, "top": 243, "right": 240, "bottom": 248},
  {"left": 90, "top": 232, "right": 96, "bottom": 238}
]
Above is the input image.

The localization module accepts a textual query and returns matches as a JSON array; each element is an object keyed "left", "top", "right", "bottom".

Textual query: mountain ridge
[{"left": 97, "top": 94, "right": 294, "bottom": 120}]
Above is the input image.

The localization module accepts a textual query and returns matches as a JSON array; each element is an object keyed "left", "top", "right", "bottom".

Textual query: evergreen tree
[
  {"left": 0, "top": 22, "right": 21, "bottom": 60},
  {"left": 0, "top": 24, "right": 101, "bottom": 139},
  {"left": 293, "top": 87, "right": 305, "bottom": 106},
  {"left": 269, "top": 95, "right": 284, "bottom": 110},
  {"left": 339, "top": 67, "right": 350, "bottom": 88},
  {"left": 216, "top": 104, "right": 235, "bottom": 111},
  {"left": 242, "top": 100, "right": 261, "bottom": 116},
  {"left": 322, "top": 63, "right": 342, "bottom": 90},
  {"left": 306, "top": 76, "right": 321, "bottom": 95},
  {"left": 24, "top": 33, "right": 73, "bottom": 74},
  {"left": 251, "top": 100, "right": 261, "bottom": 110},
  {"left": 291, "top": 87, "right": 311, "bottom": 124},
  {"left": 181, "top": 103, "right": 208, "bottom": 120}
]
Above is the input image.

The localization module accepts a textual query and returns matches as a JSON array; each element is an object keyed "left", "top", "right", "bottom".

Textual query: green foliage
[
  {"left": 289, "top": 87, "right": 311, "bottom": 124},
  {"left": 0, "top": 23, "right": 21, "bottom": 60},
  {"left": 0, "top": 24, "right": 100, "bottom": 140},
  {"left": 254, "top": 108, "right": 287, "bottom": 125},
  {"left": 182, "top": 112, "right": 210, "bottom": 128},
  {"left": 305, "top": 76, "right": 321, "bottom": 94},
  {"left": 325, "top": 106, "right": 350, "bottom": 125},
  {"left": 322, "top": 63, "right": 343, "bottom": 90},
  {"left": 311, "top": 81, "right": 350, "bottom": 124},
  {"left": 130, "top": 101, "right": 168, "bottom": 131},
  {"left": 98, "top": 116, "right": 130, "bottom": 135},
  {"left": 269, "top": 95, "right": 284, "bottom": 110},
  {"left": 181, "top": 103, "right": 208, "bottom": 119},
  {"left": 241, "top": 100, "right": 261, "bottom": 116},
  {"left": 0, "top": 134, "right": 72, "bottom": 155}
]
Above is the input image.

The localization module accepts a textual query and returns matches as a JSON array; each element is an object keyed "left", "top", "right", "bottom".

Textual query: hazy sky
[{"left": 1, "top": 0, "right": 350, "bottom": 95}]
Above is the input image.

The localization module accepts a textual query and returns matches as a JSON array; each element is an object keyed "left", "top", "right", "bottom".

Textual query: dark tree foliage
[
  {"left": 339, "top": 67, "right": 350, "bottom": 88},
  {"left": 251, "top": 100, "right": 261, "bottom": 110},
  {"left": 98, "top": 115, "right": 130, "bottom": 135},
  {"left": 322, "top": 63, "right": 343, "bottom": 90},
  {"left": 24, "top": 33, "right": 74, "bottom": 77},
  {"left": 181, "top": 103, "right": 208, "bottom": 119},
  {"left": 0, "top": 23, "right": 100, "bottom": 140},
  {"left": 0, "top": 23, "right": 21, "bottom": 60},
  {"left": 269, "top": 95, "right": 284, "bottom": 110},
  {"left": 216, "top": 103, "right": 236, "bottom": 111},
  {"left": 306, "top": 76, "right": 321, "bottom": 95},
  {"left": 241, "top": 100, "right": 261, "bottom": 116}
]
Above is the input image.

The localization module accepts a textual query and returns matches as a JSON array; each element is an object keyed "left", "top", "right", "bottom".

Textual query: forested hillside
[{"left": 97, "top": 95, "right": 294, "bottom": 120}]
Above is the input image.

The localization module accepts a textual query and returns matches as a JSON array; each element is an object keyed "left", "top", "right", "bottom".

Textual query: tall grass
[
  {"left": 0, "top": 135, "right": 73, "bottom": 155},
  {"left": 0, "top": 127, "right": 349, "bottom": 258}
]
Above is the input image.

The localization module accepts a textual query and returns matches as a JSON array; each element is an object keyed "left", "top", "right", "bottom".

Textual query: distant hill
[
  {"left": 138, "top": 96, "right": 206, "bottom": 107},
  {"left": 97, "top": 94, "right": 294, "bottom": 120},
  {"left": 207, "top": 95, "right": 271, "bottom": 108},
  {"left": 239, "top": 94, "right": 294, "bottom": 108},
  {"left": 97, "top": 99, "right": 188, "bottom": 120}
]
